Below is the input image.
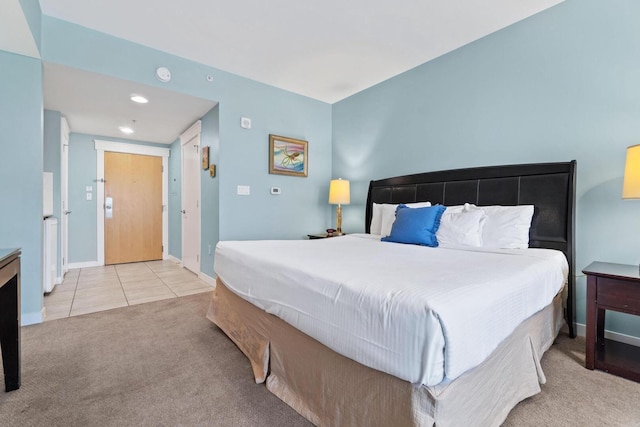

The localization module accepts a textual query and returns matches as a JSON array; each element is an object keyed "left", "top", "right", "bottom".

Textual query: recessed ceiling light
[
  {"left": 119, "top": 126, "right": 134, "bottom": 134},
  {"left": 130, "top": 94, "right": 148, "bottom": 104}
]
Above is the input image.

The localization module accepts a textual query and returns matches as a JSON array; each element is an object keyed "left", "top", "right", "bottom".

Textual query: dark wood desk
[
  {"left": 0, "top": 248, "right": 21, "bottom": 392},
  {"left": 583, "top": 261, "right": 640, "bottom": 383}
]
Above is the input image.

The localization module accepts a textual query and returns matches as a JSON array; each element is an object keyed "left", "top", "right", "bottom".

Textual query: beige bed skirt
[{"left": 207, "top": 278, "right": 564, "bottom": 427}]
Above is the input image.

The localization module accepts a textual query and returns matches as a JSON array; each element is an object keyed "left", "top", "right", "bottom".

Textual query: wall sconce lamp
[
  {"left": 329, "top": 178, "right": 350, "bottom": 236},
  {"left": 623, "top": 145, "right": 640, "bottom": 199}
]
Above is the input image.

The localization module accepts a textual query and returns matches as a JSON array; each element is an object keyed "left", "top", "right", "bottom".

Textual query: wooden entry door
[{"left": 104, "top": 152, "right": 163, "bottom": 265}]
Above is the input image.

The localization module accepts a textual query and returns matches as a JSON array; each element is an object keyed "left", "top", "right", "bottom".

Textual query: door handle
[
  {"left": 105, "top": 197, "right": 113, "bottom": 219},
  {"left": 64, "top": 210, "right": 72, "bottom": 215},
  {"left": 181, "top": 210, "right": 186, "bottom": 214}
]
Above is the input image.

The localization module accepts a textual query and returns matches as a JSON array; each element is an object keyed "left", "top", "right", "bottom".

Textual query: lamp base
[{"left": 334, "top": 204, "right": 345, "bottom": 237}]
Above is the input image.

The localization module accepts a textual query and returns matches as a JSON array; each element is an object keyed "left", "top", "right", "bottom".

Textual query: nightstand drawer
[{"left": 597, "top": 278, "right": 640, "bottom": 314}]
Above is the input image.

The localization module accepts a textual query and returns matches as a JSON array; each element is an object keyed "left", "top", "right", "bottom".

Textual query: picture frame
[
  {"left": 269, "top": 134, "right": 308, "bottom": 177},
  {"left": 202, "top": 146, "right": 209, "bottom": 170}
]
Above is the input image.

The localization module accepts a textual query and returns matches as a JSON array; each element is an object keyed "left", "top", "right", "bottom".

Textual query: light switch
[
  {"left": 237, "top": 185, "right": 250, "bottom": 196},
  {"left": 86, "top": 192, "right": 93, "bottom": 201},
  {"left": 86, "top": 186, "right": 93, "bottom": 192}
]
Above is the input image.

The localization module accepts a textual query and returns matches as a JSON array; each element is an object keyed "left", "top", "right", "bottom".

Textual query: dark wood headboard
[{"left": 365, "top": 161, "right": 577, "bottom": 337}]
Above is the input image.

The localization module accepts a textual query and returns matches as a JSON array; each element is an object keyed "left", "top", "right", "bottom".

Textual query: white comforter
[{"left": 214, "top": 234, "right": 568, "bottom": 386}]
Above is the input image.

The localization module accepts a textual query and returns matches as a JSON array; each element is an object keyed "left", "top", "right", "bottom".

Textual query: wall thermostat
[
  {"left": 156, "top": 67, "right": 171, "bottom": 82},
  {"left": 270, "top": 187, "right": 281, "bottom": 195},
  {"left": 240, "top": 117, "right": 252, "bottom": 129}
]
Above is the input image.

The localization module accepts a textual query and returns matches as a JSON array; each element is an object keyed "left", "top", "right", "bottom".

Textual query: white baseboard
[
  {"left": 168, "top": 255, "right": 182, "bottom": 266},
  {"left": 575, "top": 322, "right": 640, "bottom": 347},
  {"left": 22, "top": 310, "right": 43, "bottom": 326},
  {"left": 55, "top": 276, "right": 63, "bottom": 285},
  {"left": 199, "top": 271, "right": 217, "bottom": 287},
  {"left": 68, "top": 261, "right": 101, "bottom": 269}
]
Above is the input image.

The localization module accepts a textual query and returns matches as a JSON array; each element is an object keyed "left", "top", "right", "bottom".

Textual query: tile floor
[{"left": 43, "top": 259, "right": 214, "bottom": 321}]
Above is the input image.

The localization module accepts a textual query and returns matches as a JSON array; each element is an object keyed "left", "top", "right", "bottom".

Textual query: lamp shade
[
  {"left": 329, "top": 179, "right": 350, "bottom": 205},
  {"left": 623, "top": 145, "right": 640, "bottom": 199}
]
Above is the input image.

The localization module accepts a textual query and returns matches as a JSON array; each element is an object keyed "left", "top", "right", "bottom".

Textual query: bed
[{"left": 207, "top": 161, "right": 576, "bottom": 427}]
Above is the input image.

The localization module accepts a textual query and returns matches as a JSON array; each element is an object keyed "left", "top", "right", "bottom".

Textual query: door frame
[
  {"left": 180, "top": 120, "right": 201, "bottom": 273},
  {"left": 95, "top": 140, "right": 170, "bottom": 266},
  {"left": 60, "top": 117, "right": 70, "bottom": 276}
]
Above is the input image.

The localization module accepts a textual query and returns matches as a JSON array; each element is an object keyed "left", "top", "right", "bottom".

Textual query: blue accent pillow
[{"left": 381, "top": 204, "right": 446, "bottom": 247}]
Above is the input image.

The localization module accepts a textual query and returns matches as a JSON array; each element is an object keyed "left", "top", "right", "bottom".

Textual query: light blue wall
[
  {"left": 332, "top": 0, "right": 640, "bottom": 338},
  {"left": 0, "top": 50, "right": 43, "bottom": 325},
  {"left": 67, "top": 133, "right": 168, "bottom": 264},
  {"left": 217, "top": 93, "right": 332, "bottom": 241},
  {"left": 168, "top": 138, "right": 181, "bottom": 260},
  {"left": 43, "top": 109, "right": 62, "bottom": 277},
  {"left": 200, "top": 106, "right": 219, "bottom": 277},
  {"left": 41, "top": 16, "right": 333, "bottom": 246},
  {"left": 67, "top": 133, "right": 97, "bottom": 263}
]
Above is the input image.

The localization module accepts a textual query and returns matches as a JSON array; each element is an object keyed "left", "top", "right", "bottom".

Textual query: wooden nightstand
[
  {"left": 307, "top": 233, "right": 342, "bottom": 239},
  {"left": 582, "top": 261, "right": 640, "bottom": 382},
  {"left": 307, "top": 234, "right": 329, "bottom": 239}
]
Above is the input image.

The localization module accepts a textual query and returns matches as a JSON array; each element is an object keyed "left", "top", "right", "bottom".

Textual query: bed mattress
[{"left": 214, "top": 234, "right": 568, "bottom": 386}]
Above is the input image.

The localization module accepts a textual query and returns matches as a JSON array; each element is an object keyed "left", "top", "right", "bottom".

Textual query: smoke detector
[{"left": 156, "top": 67, "right": 171, "bottom": 83}]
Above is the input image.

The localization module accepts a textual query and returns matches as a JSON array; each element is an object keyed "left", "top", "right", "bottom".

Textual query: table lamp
[
  {"left": 623, "top": 145, "right": 640, "bottom": 199},
  {"left": 329, "top": 178, "right": 350, "bottom": 236},
  {"left": 623, "top": 145, "right": 640, "bottom": 271}
]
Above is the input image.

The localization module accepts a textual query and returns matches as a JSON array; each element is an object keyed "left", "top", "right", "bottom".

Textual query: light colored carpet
[
  {"left": 503, "top": 333, "right": 640, "bottom": 427},
  {"left": 1, "top": 292, "right": 639, "bottom": 426},
  {"left": 1, "top": 293, "right": 309, "bottom": 426}
]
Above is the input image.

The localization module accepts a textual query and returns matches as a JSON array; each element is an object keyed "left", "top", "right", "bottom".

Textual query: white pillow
[
  {"left": 468, "top": 204, "right": 534, "bottom": 249},
  {"left": 437, "top": 207, "right": 487, "bottom": 247},
  {"left": 441, "top": 204, "right": 466, "bottom": 214},
  {"left": 405, "top": 202, "right": 432, "bottom": 208},
  {"left": 370, "top": 203, "right": 385, "bottom": 235},
  {"left": 371, "top": 202, "right": 431, "bottom": 236}
]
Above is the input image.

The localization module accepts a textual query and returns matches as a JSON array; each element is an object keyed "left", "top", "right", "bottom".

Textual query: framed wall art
[
  {"left": 269, "top": 134, "right": 308, "bottom": 177},
  {"left": 202, "top": 146, "right": 209, "bottom": 170}
]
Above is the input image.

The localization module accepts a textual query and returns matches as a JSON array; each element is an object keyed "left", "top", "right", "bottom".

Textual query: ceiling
[
  {"left": 0, "top": 0, "right": 39, "bottom": 58},
  {"left": 43, "top": 63, "right": 217, "bottom": 144},
  {"left": 38, "top": 0, "right": 563, "bottom": 104},
  {"left": 3, "top": 0, "right": 564, "bottom": 144}
]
